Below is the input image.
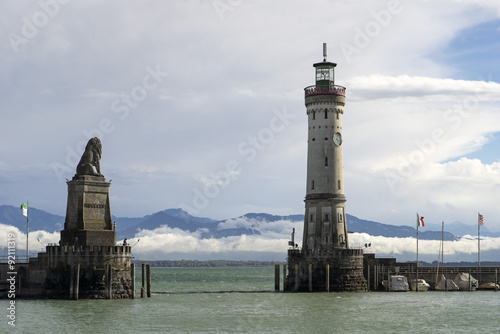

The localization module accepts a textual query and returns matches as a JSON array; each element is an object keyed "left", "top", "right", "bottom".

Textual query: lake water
[{"left": 3, "top": 267, "right": 499, "bottom": 333}]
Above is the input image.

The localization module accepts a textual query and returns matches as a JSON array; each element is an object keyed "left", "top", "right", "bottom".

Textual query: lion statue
[{"left": 76, "top": 137, "right": 102, "bottom": 177}]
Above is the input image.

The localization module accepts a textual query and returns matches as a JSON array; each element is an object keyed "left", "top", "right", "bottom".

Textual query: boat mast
[
  {"left": 435, "top": 233, "right": 441, "bottom": 283},
  {"left": 441, "top": 221, "right": 444, "bottom": 278},
  {"left": 416, "top": 213, "right": 419, "bottom": 292}
]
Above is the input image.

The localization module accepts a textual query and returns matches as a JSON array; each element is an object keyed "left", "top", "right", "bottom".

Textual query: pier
[{"left": 364, "top": 255, "right": 499, "bottom": 291}]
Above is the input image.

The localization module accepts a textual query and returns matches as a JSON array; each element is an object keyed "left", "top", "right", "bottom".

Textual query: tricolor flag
[
  {"left": 20, "top": 202, "right": 28, "bottom": 217},
  {"left": 417, "top": 214, "right": 425, "bottom": 227},
  {"left": 479, "top": 213, "right": 484, "bottom": 226}
]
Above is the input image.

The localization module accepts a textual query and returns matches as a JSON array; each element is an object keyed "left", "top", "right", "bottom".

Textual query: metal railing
[{"left": 304, "top": 85, "right": 346, "bottom": 97}]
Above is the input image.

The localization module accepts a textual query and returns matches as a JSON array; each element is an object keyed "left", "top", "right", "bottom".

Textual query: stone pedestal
[
  {"left": 60, "top": 175, "right": 116, "bottom": 246},
  {"left": 286, "top": 248, "right": 367, "bottom": 292}
]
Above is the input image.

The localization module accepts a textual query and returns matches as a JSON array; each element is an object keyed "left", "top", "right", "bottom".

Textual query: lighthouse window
[
  {"left": 325, "top": 156, "right": 328, "bottom": 166},
  {"left": 312, "top": 112, "right": 315, "bottom": 120},
  {"left": 312, "top": 180, "right": 315, "bottom": 190},
  {"left": 324, "top": 109, "right": 328, "bottom": 119},
  {"left": 338, "top": 180, "right": 341, "bottom": 189},
  {"left": 336, "top": 112, "right": 339, "bottom": 120}
]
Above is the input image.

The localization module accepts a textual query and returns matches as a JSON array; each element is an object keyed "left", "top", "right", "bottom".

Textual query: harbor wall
[
  {"left": 0, "top": 245, "right": 134, "bottom": 299},
  {"left": 364, "top": 254, "right": 499, "bottom": 291}
]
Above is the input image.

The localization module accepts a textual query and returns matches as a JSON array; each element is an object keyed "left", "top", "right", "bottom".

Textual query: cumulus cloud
[
  {"left": 0, "top": 224, "right": 60, "bottom": 253},
  {"left": 217, "top": 217, "right": 302, "bottom": 239},
  {"left": 115, "top": 227, "right": 500, "bottom": 262},
  {"left": 128, "top": 224, "right": 290, "bottom": 260},
  {"left": 350, "top": 232, "right": 500, "bottom": 261},
  {"left": 347, "top": 74, "right": 500, "bottom": 100}
]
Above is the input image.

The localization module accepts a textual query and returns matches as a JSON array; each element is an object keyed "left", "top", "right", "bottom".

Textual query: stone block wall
[
  {"left": 0, "top": 246, "right": 134, "bottom": 299},
  {"left": 286, "top": 248, "right": 367, "bottom": 292}
]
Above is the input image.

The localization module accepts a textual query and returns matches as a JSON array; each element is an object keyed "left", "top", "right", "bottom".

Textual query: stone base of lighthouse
[{"left": 285, "top": 248, "right": 367, "bottom": 292}]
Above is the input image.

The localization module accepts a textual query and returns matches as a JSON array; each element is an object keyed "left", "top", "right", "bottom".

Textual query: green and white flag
[{"left": 21, "top": 202, "right": 28, "bottom": 217}]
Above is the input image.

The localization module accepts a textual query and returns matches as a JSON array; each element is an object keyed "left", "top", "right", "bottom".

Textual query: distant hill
[
  {"left": 118, "top": 208, "right": 260, "bottom": 239},
  {"left": 346, "top": 215, "right": 457, "bottom": 241},
  {"left": 2, "top": 204, "right": 497, "bottom": 241}
]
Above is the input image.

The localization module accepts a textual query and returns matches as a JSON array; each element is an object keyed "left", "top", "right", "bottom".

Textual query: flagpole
[
  {"left": 416, "top": 213, "right": 419, "bottom": 292},
  {"left": 478, "top": 212, "right": 481, "bottom": 268},
  {"left": 26, "top": 200, "right": 29, "bottom": 262}
]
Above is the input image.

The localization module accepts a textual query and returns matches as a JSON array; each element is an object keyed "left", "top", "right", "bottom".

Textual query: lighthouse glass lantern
[
  {"left": 313, "top": 43, "right": 336, "bottom": 86},
  {"left": 314, "top": 64, "right": 335, "bottom": 86}
]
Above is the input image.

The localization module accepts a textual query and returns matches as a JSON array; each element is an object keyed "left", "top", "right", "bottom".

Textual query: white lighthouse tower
[
  {"left": 286, "top": 44, "right": 366, "bottom": 292},
  {"left": 302, "top": 43, "right": 348, "bottom": 254}
]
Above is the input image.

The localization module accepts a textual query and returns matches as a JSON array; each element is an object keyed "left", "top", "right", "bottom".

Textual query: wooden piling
[
  {"left": 494, "top": 269, "right": 498, "bottom": 292},
  {"left": 294, "top": 264, "right": 299, "bottom": 292},
  {"left": 387, "top": 268, "right": 390, "bottom": 292},
  {"left": 282, "top": 264, "right": 287, "bottom": 291},
  {"left": 326, "top": 264, "right": 330, "bottom": 292},
  {"left": 308, "top": 264, "right": 312, "bottom": 292},
  {"left": 367, "top": 265, "right": 370, "bottom": 292},
  {"left": 74, "top": 264, "right": 80, "bottom": 300},
  {"left": 469, "top": 268, "right": 472, "bottom": 291},
  {"left": 105, "top": 264, "right": 112, "bottom": 299},
  {"left": 131, "top": 263, "right": 136, "bottom": 299},
  {"left": 146, "top": 264, "right": 151, "bottom": 297},
  {"left": 69, "top": 265, "right": 74, "bottom": 299},
  {"left": 141, "top": 263, "right": 145, "bottom": 298},
  {"left": 274, "top": 264, "right": 280, "bottom": 291}
]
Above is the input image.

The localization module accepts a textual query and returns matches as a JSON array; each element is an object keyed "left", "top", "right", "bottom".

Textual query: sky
[{"left": 2, "top": 0, "right": 500, "bottom": 236}]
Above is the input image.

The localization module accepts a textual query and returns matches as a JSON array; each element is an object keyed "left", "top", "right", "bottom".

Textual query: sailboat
[
  {"left": 434, "top": 221, "right": 459, "bottom": 291},
  {"left": 435, "top": 274, "right": 459, "bottom": 291}
]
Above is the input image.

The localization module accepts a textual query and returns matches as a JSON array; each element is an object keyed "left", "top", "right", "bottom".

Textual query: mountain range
[{"left": 1, "top": 204, "right": 498, "bottom": 240}]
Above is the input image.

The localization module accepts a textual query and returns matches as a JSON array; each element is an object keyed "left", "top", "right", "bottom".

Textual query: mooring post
[
  {"left": 308, "top": 264, "right": 312, "bottom": 292},
  {"left": 367, "top": 264, "right": 370, "bottom": 292},
  {"left": 294, "top": 264, "right": 299, "bottom": 292},
  {"left": 104, "top": 265, "right": 109, "bottom": 299},
  {"left": 326, "top": 264, "right": 330, "bottom": 292},
  {"left": 387, "top": 268, "right": 390, "bottom": 292},
  {"left": 275, "top": 264, "right": 280, "bottom": 291},
  {"left": 495, "top": 268, "right": 498, "bottom": 292},
  {"left": 69, "top": 264, "right": 74, "bottom": 299},
  {"left": 445, "top": 268, "right": 448, "bottom": 292},
  {"left": 106, "top": 264, "right": 112, "bottom": 299},
  {"left": 141, "top": 263, "right": 145, "bottom": 298},
  {"left": 282, "top": 264, "right": 287, "bottom": 291},
  {"left": 74, "top": 264, "right": 80, "bottom": 300},
  {"left": 468, "top": 268, "right": 472, "bottom": 291},
  {"left": 146, "top": 264, "right": 151, "bottom": 297},
  {"left": 131, "top": 263, "right": 136, "bottom": 299}
]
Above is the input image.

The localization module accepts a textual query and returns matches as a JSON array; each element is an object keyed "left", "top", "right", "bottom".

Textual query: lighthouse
[
  {"left": 285, "top": 44, "right": 366, "bottom": 292},
  {"left": 303, "top": 43, "right": 348, "bottom": 254}
]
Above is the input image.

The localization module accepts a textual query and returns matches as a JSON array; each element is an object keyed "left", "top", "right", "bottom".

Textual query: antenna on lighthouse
[{"left": 323, "top": 43, "right": 327, "bottom": 61}]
